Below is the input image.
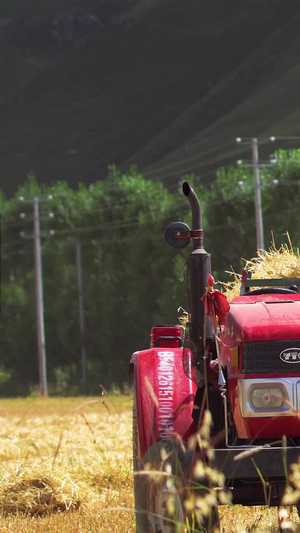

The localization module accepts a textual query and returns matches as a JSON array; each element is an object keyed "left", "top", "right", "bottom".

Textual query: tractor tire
[
  {"left": 133, "top": 437, "right": 219, "bottom": 533},
  {"left": 133, "top": 396, "right": 145, "bottom": 532}
]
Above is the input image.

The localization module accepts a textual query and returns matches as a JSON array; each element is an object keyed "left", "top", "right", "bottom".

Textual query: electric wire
[
  {"left": 2, "top": 187, "right": 300, "bottom": 251},
  {"left": 3, "top": 150, "right": 300, "bottom": 227},
  {"left": 1, "top": 194, "right": 191, "bottom": 242},
  {"left": 141, "top": 152, "right": 234, "bottom": 183},
  {"left": 141, "top": 140, "right": 234, "bottom": 178},
  {"left": 0, "top": 182, "right": 185, "bottom": 225}
]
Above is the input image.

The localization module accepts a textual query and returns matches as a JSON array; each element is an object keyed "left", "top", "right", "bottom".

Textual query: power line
[
  {"left": 235, "top": 136, "right": 300, "bottom": 251},
  {"left": 142, "top": 140, "right": 233, "bottom": 178},
  {"left": 141, "top": 144, "right": 246, "bottom": 184},
  {"left": 3, "top": 168, "right": 300, "bottom": 246},
  {"left": 4, "top": 180, "right": 300, "bottom": 250},
  {"left": 140, "top": 134, "right": 287, "bottom": 184},
  {"left": 142, "top": 150, "right": 228, "bottom": 182},
  {"left": 1, "top": 195, "right": 192, "bottom": 243},
  {"left": 3, "top": 144, "right": 300, "bottom": 251},
  {"left": 1, "top": 180, "right": 184, "bottom": 226}
]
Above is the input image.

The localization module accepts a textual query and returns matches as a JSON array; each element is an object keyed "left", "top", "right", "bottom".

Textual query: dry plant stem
[
  {"left": 80, "top": 413, "right": 94, "bottom": 437},
  {"left": 99, "top": 384, "right": 120, "bottom": 414},
  {"left": 51, "top": 432, "right": 64, "bottom": 470}
]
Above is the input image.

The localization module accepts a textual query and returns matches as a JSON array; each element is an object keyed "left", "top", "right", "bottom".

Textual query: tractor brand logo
[{"left": 279, "top": 348, "right": 300, "bottom": 363}]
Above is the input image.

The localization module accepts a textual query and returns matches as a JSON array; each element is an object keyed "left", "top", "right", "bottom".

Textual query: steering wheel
[{"left": 244, "top": 287, "right": 298, "bottom": 296}]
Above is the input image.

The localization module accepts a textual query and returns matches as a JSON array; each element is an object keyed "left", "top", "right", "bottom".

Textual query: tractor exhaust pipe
[
  {"left": 182, "top": 182, "right": 203, "bottom": 251},
  {"left": 182, "top": 182, "right": 213, "bottom": 359}
]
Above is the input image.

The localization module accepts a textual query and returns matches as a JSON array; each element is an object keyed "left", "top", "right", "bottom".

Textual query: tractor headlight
[
  {"left": 251, "top": 387, "right": 283, "bottom": 409},
  {"left": 238, "top": 378, "right": 294, "bottom": 417}
]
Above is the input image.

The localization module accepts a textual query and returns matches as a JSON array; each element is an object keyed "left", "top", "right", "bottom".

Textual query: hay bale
[
  {"left": 223, "top": 239, "right": 300, "bottom": 302},
  {"left": 0, "top": 476, "right": 81, "bottom": 516}
]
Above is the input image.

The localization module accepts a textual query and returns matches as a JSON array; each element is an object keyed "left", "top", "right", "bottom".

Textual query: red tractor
[{"left": 130, "top": 182, "right": 300, "bottom": 532}]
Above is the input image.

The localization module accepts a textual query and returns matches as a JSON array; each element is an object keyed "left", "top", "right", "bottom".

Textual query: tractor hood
[{"left": 226, "top": 293, "right": 300, "bottom": 342}]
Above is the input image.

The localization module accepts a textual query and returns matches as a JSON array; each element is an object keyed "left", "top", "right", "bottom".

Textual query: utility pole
[
  {"left": 236, "top": 135, "right": 300, "bottom": 250},
  {"left": 251, "top": 138, "right": 264, "bottom": 251},
  {"left": 33, "top": 197, "right": 47, "bottom": 396},
  {"left": 236, "top": 137, "right": 266, "bottom": 251},
  {"left": 76, "top": 240, "right": 88, "bottom": 392}
]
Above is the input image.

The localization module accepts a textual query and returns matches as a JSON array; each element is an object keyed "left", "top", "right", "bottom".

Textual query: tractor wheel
[
  {"left": 134, "top": 438, "right": 219, "bottom": 533},
  {"left": 133, "top": 396, "right": 145, "bottom": 532}
]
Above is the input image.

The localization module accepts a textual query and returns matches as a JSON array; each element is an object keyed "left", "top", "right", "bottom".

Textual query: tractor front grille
[{"left": 242, "top": 340, "right": 300, "bottom": 374}]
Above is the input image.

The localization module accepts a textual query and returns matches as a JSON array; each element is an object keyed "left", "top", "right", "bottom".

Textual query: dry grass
[
  {"left": 0, "top": 395, "right": 135, "bottom": 532},
  {"left": 223, "top": 238, "right": 300, "bottom": 301},
  {"left": 0, "top": 395, "right": 298, "bottom": 531}
]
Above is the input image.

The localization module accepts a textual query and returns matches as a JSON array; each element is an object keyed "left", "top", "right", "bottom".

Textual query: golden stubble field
[{"left": 0, "top": 395, "right": 299, "bottom": 532}]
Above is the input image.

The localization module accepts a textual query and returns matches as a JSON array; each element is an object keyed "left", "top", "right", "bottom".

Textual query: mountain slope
[
  {"left": 127, "top": 9, "right": 300, "bottom": 181},
  {"left": 0, "top": 0, "right": 300, "bottom": 195}
]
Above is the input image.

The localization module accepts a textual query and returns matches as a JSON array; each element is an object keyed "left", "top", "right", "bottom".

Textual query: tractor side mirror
[{"left": 164, "top": 221, "right": 191, "bottom": 249}]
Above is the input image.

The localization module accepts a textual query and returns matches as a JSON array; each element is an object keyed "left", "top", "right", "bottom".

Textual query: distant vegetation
[
  {"left": 1, "top": 168, "right": 190, "bottom": 394},
  {"left": 1, "top": 150, "right": 300, "bottom": 395}
]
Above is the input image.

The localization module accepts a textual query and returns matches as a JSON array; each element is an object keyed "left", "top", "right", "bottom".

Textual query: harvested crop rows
[
  {"left": 0, "top": 396, "right": 298, "bottom": 532},
  {"left": 0, "top": 396, "right": 134, "bottom": 532}
]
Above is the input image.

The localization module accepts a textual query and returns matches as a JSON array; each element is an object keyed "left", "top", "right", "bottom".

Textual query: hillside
[{"left": 1, "top": 0, "right": 300, "bottom": 196}]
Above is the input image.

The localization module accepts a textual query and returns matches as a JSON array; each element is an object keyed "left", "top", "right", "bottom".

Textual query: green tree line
[
  {"left": 1, "top": 167, "right": 191, "bottom": 395},
  {"left": 1, "top": 151, "right": 300, "bottom": 395}
]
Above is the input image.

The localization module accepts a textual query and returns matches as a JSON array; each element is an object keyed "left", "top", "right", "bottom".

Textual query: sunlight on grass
[
  {"left": 0, "top": 396, "right": 135, "bottom": 532},
  {"left": 0, "top": 396, "right": 298, "bottom": 531}
]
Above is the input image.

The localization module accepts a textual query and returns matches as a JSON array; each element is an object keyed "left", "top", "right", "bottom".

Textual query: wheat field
[
  {"left": 0, "top": 395, "right": 134, "bottom": 532},
  {"left": 0, "top": 395, "right": 298, "bottom": 532}
]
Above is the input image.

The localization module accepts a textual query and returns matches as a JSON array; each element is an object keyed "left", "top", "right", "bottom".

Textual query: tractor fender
[{"left": 130, "top": 347, "right": 197, "bottom": 458}]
